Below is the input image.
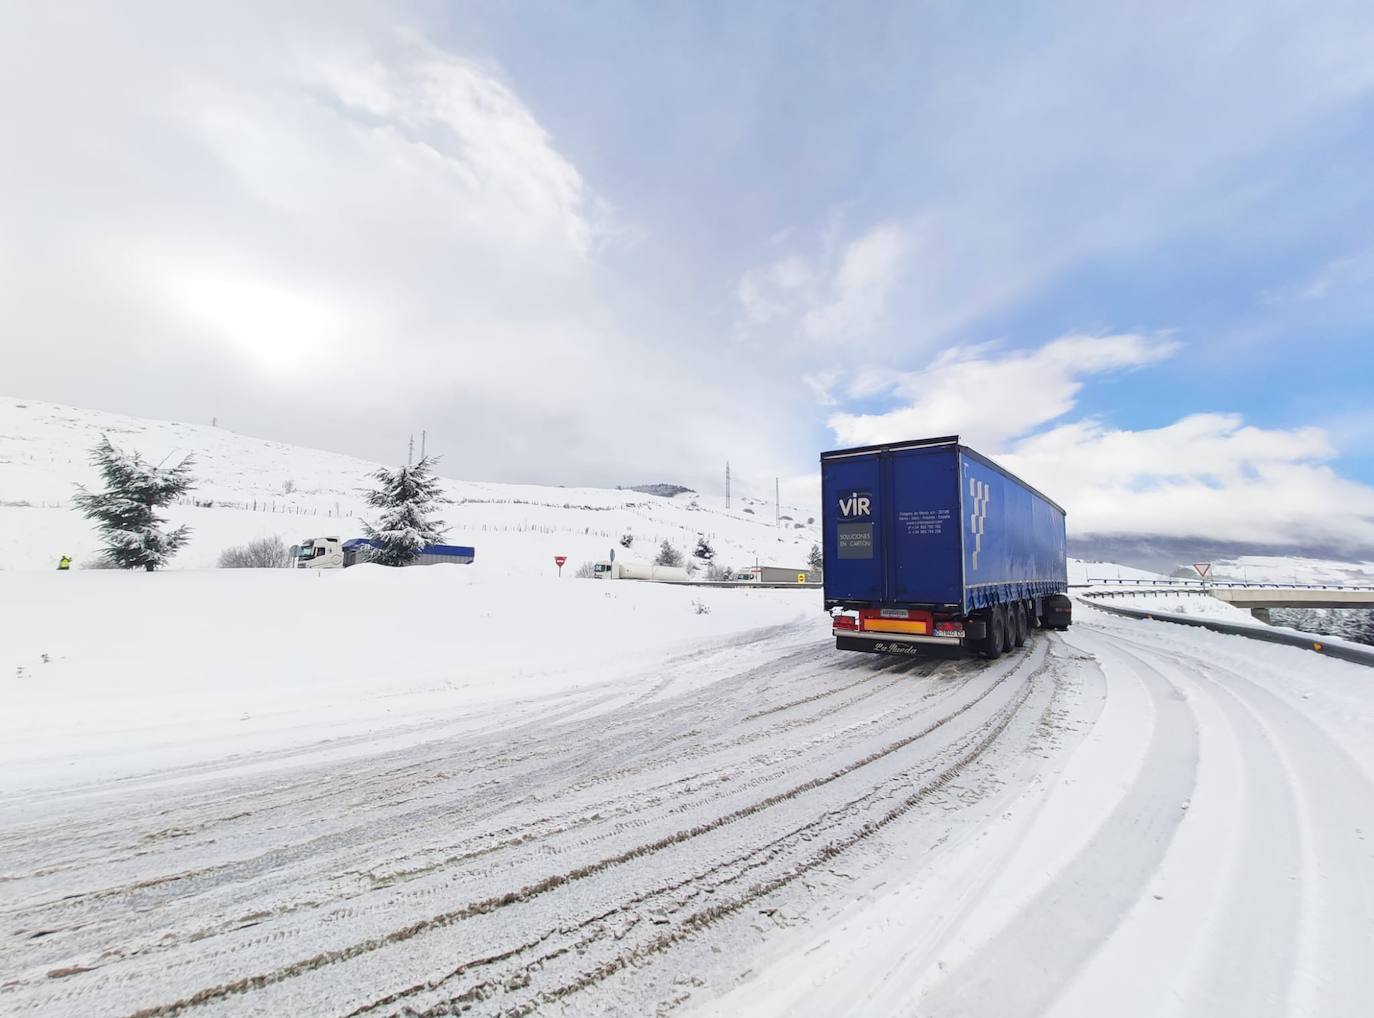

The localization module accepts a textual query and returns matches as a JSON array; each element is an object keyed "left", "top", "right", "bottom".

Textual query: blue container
[
  {"left": 821, "top": 436, "right": 1067, "bottom": 620},
  {"left": 342, "top": 538, "right": 476, "bottom": 566}
]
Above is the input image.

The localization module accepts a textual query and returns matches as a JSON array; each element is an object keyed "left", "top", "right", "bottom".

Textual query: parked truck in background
[
  {"left": 821, "top": 436, "right": 1071, "bottom": 658},
  {"left": 294, "top": 536, "right": 476, "bottom": 568},
  {"left": 591, "top": 561, "right": 691, "bottom": 582},
  {"left": 734, "top": 566, "right": 821, "bottom": 584}
]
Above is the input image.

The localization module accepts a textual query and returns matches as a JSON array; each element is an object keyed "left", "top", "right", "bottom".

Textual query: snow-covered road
[{"left": 3, "top": 610, "right": 1372, "bottom": 1017}]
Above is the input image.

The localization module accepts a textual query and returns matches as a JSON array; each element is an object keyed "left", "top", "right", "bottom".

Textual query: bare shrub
[
  {"left": 218, "top": 535, "right": 292, "bottom": 568},
  {"left": 574, "top": 560, "right": 596, "bottom": 578}
]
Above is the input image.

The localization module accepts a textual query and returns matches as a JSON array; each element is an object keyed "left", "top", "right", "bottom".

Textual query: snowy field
[{"left": 3, "top": 594, "right": 1372, "bottom": 1016}]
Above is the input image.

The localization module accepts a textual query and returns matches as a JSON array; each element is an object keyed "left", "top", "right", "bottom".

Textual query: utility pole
[
  {"left": 775, "top": 477, "right": 780, "bottom": 529},
  {"left": 420, "top": 429, "right": 427, "bottom": 459},
  {"left": 725, "top": 461, "right": 731, "bottom": 510},
  {"left": 408, "top": 434, "right": 414, "bottom": 465}
]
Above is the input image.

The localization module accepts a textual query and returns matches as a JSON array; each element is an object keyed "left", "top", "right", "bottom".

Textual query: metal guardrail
[
  {"left": 1085, "top": 587, "right": 1211, "bottom": 599},
  {"left": 1080, "top": 596, "right": 1374, "bottom": 668},
  {"left": 1085, "top": 577, "right": 1374, "bottom": 591}
]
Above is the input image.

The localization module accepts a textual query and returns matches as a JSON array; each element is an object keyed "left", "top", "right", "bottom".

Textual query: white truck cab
[{"left": 295, "top": 536, "right": 345, "bottom": 569}]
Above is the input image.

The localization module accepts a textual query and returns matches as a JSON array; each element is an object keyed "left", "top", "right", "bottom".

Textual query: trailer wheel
[
  {"left": 981, "top": 609, "right": 1004, "bottom": 659},
  {"left": 1000, "top": 603, "right": 1015, "bottom": 654},
  {"left": 1012, "top": 602, "right": 1028, "bottom": 648}
]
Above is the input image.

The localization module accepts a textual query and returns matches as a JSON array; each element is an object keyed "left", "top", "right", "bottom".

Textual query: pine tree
[
  {"left": 363, "top": 455, "right": 450, "bottom": 566},
  {"left": 72, "top": 437, "right": 195, "bottom": 571},
  {"left": 693, "top": 535, "right": 715, "bottom": 561},
  {"left": 655, "top": 540, "right": 684, "bottom": 567},
  {"left": 807, "top": 543, "right": 824, "bottom": 575}
]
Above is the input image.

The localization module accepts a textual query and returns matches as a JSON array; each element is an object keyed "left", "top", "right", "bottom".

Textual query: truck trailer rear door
[
  {"left": 822, "top": 452, "right": 884, "bottom": 603},
  {"left": 888, "top": 446, "right": 963, "bottom": 608}
]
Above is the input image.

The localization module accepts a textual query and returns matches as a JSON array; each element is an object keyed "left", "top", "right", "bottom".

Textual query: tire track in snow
[
  {"left": 1096, "top": 620, "right": 1374, "bottom": 1015},
  {"left": 912, "top": 627, "right": 1200, "bottom": 1018},
  {"left": 1104, "top": 639, "right": 1300, "bottom": 1016},
  {"left": 108, "top": 655, "right": 1026, "bottom": 1018},
  {"left": 481, "top": 671, "right": 1047, "bottom": 1018},
  {"left": 2, "top": 635, "right": 830, "bottom": 909},
  {"left": 1, "top": 631, "right": 1014, "bottom": 1016},
  {"left": 334, "top": 645, "right": 1053, "bottom": 1018}
]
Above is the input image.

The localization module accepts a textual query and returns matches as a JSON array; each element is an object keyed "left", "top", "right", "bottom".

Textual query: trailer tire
[
  {"left": 1000, "top": 603, "right": 1015, "bottom": 654},
  {"left": 981, "top": 609, "right": 1004, "bottom": 660},
  {"left": 1013, "top": 602, "right": 1028, "bottom": 648}
]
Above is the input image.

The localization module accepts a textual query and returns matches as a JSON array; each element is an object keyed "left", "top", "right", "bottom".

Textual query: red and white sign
[
  {"left": 1193, "top": 562, "right": 1212, "bottom": 578},
  {"left": 554, "top": 555, "right": 567, "bottom": 567}
]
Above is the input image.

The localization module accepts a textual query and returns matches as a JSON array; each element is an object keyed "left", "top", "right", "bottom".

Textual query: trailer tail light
[{"left": 833, "top": 614, "right": 858, "bottom": 631}]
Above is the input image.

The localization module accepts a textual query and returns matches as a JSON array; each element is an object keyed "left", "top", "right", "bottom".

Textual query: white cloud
[
  {"left": 736, "top": 253, "right": 814, "bottom": 326},
  {"left": 0, "top": 3, "right": 807, "bottom": 491},
  {"left": 800, "top": 368, "right": 841, "bottom": 406},
  {"left": 733, "top": 221, "right": 905, "bottom": 341},
  {"left": 822, "top": 333, "right": 1374, "bottom": 552},
  {"left": 827, "top": 333, "right": 1178, "bottom": 449},
  {"left": 1263, "top": 247, "right": 1374, "bottom": 303},
  {"left": 168, "top": 272, "right": 356, "bottom": 372},
  {"left": 802, "top": 222, "right": 907, "bottom": 340},
  {"left": 1002, "top": 415, "right": 1374, "bottom": 550}
]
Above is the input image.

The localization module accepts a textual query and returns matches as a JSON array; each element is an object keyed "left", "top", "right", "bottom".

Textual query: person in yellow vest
[{"left": 57, "top": 555, "right": 72, "bottom": 571}]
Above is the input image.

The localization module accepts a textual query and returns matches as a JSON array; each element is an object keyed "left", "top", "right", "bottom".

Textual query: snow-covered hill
[
  {"left": 1205, "top": 554, "right": 1374, "bottom": 585},
  {"left": 0, "top": 398, "right": 821, "bottom": 573},
  {"left": 1067, "top": 559, "right": 1165, "bottom": 585}
]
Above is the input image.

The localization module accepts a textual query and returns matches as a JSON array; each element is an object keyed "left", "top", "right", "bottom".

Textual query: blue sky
[{"left": 3, "top": 1, "right": 1373, "bottom": 552}]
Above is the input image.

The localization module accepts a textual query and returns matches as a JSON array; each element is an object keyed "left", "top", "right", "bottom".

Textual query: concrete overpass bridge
[{"left": 1081, "top": 577, "right": 1374, "bottom": 622}]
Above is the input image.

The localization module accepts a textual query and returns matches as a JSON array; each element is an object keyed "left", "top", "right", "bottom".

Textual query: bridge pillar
[{"left": 1250, "top": 607, "right": 1272, "bottom": 624}]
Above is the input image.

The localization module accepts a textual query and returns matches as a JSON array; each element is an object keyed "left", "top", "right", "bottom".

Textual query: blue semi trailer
[{"left": 821, "top": 436, "right": 1071, "bottom": 658}]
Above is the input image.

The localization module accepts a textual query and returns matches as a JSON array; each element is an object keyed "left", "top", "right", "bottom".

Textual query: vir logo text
[{"left": 838, "top": 492, "right": 872, "bottom": 518}]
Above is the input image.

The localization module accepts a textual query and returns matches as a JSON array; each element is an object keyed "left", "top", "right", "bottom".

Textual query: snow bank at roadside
[
  {"left": 1068, "top": 559, "right": 1165, "bottom": 584},
  {"left": 1077, "top": 591, "right": 1374, "bottom": 656},
  {"left": 0, "top": 568, "right": 819, "bottom": 794}
]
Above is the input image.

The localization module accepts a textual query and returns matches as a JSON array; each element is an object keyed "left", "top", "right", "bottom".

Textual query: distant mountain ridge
[{"left": 627, "top": 484, "right": 695, "bottom": 498}]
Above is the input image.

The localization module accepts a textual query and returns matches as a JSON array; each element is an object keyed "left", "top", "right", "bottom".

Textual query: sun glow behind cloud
[{"left": 169, "top": 274, "right": 349, "bottom": 372}]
